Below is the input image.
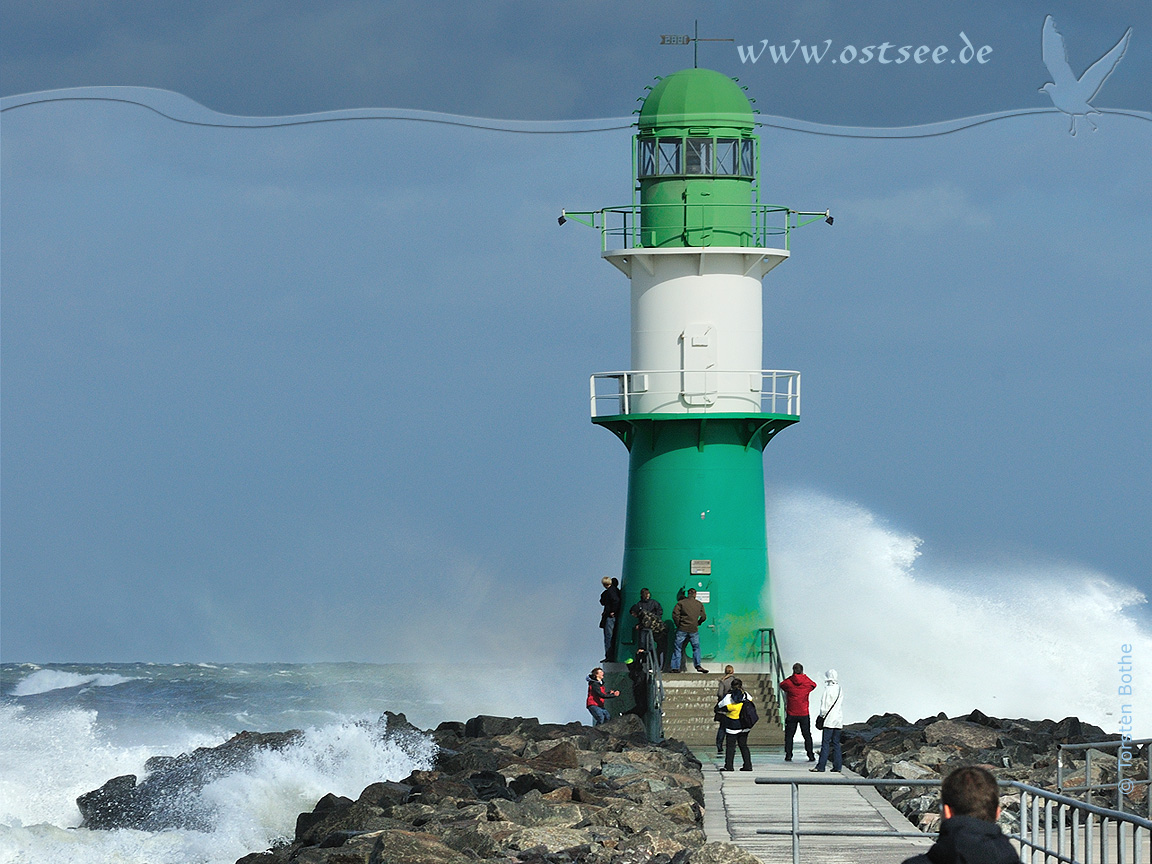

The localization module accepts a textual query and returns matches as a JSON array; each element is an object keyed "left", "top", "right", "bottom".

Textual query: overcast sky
[{"left": 2, "top": 1, "right": 1149, "bottom": 664}]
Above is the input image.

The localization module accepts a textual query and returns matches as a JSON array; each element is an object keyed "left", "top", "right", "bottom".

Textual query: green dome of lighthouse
[{"left": 638, "top": 68, "right": 754, "bottom": 134}]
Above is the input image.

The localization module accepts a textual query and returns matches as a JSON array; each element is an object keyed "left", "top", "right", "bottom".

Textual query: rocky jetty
[
  {"left": 77, "top": 710, "right": 759, "bottom": 864},
  {"left": 78, "top": 729, "right": 304, "bottom": 830},
  {"left": 842, "top": 710, "right": 1148, "bottom": 833},
  {"left": 238, "top": 712, "right": 760, "bottom": 864}
]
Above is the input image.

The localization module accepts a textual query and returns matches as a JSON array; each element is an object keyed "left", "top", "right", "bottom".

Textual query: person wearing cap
[
  {"left": 598, "top": 577, "right": 621, "bottom": 661},
  {"left": 810, "top": 669, "right": 844, "bottom": 773}
]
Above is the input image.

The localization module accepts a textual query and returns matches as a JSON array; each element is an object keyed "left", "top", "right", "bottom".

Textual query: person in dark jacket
[
  {"left": 629, "top": 588, "right": 664, "bottom": 656},
  {"left": 598, "top": 577, "right": 621, "bottom": 661},
  {"left": 902, "top": 766, "right": 1021, "bottom": 864},
  {"left": 624, "top": 646, "right": 650, "bottom": 717},
  {"left": 585, "top": 667, "right": 619, "bottom": 727},
  {"left": 716, "top": 678, "right": 753, "bottom": 772},
  {"left": 779, "top": 662, "right": 817, "bottom": 762},
  {"left": 714, "top": 665, "right": 736, "bottom": 755}
]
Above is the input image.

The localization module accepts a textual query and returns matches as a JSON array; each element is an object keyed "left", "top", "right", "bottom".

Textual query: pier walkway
[{"left": 698, "top": 746, "right": 933, "bottom": 863}]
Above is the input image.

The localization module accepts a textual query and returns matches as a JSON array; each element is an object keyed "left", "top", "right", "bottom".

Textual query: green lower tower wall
[{"left": 594, "top": 413, "right": 796, "bottom": 665}]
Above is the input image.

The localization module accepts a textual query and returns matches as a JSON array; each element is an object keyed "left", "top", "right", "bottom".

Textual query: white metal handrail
[
  {"left": 1057, "top": 738, "right": 1152, "bottom": 817},
  {"left": 752, "top": 776, "right": 1152, "bottom": 864},
  {"left": 589, "top": 369, "right": 800, "bottom": 418}
]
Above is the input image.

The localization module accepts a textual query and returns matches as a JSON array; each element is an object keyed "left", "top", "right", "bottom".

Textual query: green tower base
[{"left": 594, "top": 412, "right": 796, "bottom": 666}]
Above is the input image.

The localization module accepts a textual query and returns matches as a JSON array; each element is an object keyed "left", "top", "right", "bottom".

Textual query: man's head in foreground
[{"left": 941, "top": 765, "right": 1000, "bottom": 822}]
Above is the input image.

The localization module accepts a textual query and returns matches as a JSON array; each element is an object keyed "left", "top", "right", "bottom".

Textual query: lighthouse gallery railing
[
  {"left": 560, "top": 203, "right": 831, "bottom": 252},
  {"left": 590, "top": 370, "right": 800, "bottom": 418}
]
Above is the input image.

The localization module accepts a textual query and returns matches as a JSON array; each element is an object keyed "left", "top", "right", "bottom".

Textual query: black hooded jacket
[{"left": 902, "top": 814, "right": 1021, "bottom": 864}]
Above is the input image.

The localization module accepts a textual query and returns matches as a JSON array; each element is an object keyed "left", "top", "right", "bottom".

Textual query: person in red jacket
[
  {"left": 779, "top": 662, "right": 817, "bottom": 762},
  {"left": 586, "top": 667, "right": 620, "bottom": 726}
]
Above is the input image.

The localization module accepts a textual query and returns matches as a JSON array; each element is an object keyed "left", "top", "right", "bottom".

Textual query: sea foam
[
  {"left": 0, "top": 705, "right": 434, "bottom": 864},
  {"left": 769, "top": 490, "right": 1150, "bottom": 731},
  {"left": 8, "top": 669, "right": 138, "bottom": 697}
]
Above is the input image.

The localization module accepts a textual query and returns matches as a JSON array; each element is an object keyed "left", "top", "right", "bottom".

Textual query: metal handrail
[
  {"left": 751, "top": 776, "right": 1152, "bottom": 864},
  {"left": 590, "top": 369, "right": 800, "bottom": 418},
  {"left": 754, "top": 628, "right": 788, "bottom": 728},
  {"left": 560, "top": 203, "right": 831, "bottom": 252},
  {"left": 1056, "top": 738, "right": 1152, "bottom": 817},
  {"left": 637, "top": 629, "right": 665, "bottom": 744}
]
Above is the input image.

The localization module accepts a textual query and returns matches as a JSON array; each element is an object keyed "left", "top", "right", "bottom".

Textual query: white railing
[
  {"left": 754, "top": 777, "right": 1152, "bottom": 864},
  {"left": 589, "top": 370, "right": 800, "bottom": 418}
]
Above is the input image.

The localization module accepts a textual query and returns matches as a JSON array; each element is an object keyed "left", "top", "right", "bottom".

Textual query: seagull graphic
[{"left": 1040, "top": 15, "right": 1132, "bottom": 135}]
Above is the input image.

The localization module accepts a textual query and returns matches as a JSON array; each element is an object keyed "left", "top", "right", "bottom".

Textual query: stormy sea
[
  {"left": 4, "top": 494, "right": 1150, "bottom": 864},
  {"left": 0, "top": 662, "right": 585, "bottom": 864}
]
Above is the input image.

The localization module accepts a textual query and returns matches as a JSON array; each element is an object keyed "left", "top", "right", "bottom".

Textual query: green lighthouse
[{"left": 568, "top": 68, "right": 828, "bottom": 668}]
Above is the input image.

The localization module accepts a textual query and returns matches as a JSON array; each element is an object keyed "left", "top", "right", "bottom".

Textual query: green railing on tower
[{"left": 559, "top": 204, "right": 831, "bottom": 252}]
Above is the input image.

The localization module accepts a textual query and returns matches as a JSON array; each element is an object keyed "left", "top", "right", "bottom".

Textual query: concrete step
[{"left": 660, "top": 670, "right": 784, "bottom": 747}]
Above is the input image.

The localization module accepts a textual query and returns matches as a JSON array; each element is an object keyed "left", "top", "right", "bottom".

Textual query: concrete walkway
[{"left": 698, "top": 746, "right": 934, "bottom": 863}]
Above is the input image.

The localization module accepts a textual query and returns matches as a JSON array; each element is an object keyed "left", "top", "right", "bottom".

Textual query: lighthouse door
[{"left": 681, "top": 324, "right": 717, "bottom": 406}]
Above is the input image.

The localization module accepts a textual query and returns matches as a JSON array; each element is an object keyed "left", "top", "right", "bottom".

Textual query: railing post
[
  {"left": 1044, "top": 799, "right": 1052, "bottom": 863},
  {"left": 1088, "top": 751, "right": 1095, "bottom": 806},
  {"left": 1119, "top": 747, "right": 1126, "bottom": 812},
  {"left": 1032, "top": 794, "right": 1041, "bottom": 864},
  {"left": 1058, "top": 746, "right": 1065, "bottom": 801},
  {"left": 791, "top": 781, "right": 800, "bottom": 864},
  {"left": 1020, "top": 788, "right": 1028, "bottom": 863}
]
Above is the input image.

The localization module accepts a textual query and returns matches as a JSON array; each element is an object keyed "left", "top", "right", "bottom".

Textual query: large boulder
[
  {"left": 78, "top": 730, "right": 304, "bottom": 830},
  {"left": 924, "top": 719, "right": 1001, "bottom": 750}
]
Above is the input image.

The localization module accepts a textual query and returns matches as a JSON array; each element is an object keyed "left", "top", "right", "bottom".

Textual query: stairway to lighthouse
[{"left": 659, "top": 672, "right": 784, "bottom": 748}]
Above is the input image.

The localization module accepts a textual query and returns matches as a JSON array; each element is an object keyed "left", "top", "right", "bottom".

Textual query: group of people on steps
[{"left": 589, "top": 578, "right": 1020, "bottom": 862}]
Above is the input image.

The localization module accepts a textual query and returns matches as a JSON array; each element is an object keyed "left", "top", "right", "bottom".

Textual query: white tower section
[{"left": 605, "top": 247, "right": 789, "bottom": 415}]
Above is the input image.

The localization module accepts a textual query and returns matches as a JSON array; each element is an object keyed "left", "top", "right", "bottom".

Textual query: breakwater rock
[
  {"left": 77, "top": 729, "right": 304, "bottom": 830},
  {"left": 842, "top": 710, "right": 1148, "bottom": 832},
  {"left": 239, "top": 712, "right": 757, "bottom": 864}
]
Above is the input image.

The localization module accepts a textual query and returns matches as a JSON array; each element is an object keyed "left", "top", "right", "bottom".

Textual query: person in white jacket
[{"left": 810, "top": 669, "right": 844, "bottom": 773}]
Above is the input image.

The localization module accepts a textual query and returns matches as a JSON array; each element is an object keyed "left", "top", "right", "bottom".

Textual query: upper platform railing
[
  {"left": 591, "top": 369, "right": 800, "bottom": 418},
  {"left": 559, "top": 203, "right": 832, "bottom": 253}
]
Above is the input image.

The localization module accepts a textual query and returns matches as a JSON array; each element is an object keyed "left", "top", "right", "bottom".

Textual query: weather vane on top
[{"left": 660, "top": 20, "right": 734, "bottom": 67}]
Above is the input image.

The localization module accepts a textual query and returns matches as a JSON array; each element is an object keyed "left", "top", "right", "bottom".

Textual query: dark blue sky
[{"left": 2, "top": 2, "right": 1150, "bottom": 667}]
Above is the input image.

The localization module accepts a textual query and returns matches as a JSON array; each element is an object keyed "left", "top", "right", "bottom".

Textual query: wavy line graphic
[{"left": 2, "top": 86, "right": 1149, "bottom": 138}]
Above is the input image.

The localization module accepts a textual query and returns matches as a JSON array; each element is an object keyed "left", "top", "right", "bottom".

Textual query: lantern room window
[
  {"left": 639, "top": 140, "right": 657, "bottom": 177},
  {"left": 686, "top": 138, "right": 712, "bottom": 174},
  {"left": 637, "top": 136, "right": 755, "bottom": 178},
  {"left": 740, "top": 140, "right": 755, "bottom": 176},
  {"left": 715, "top": 139, "right": 738, "bottom": 175}
]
